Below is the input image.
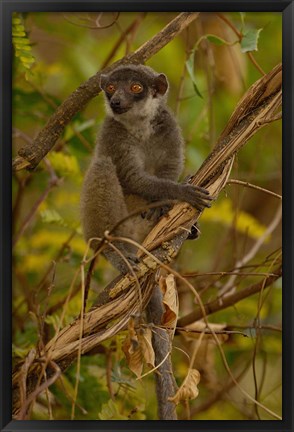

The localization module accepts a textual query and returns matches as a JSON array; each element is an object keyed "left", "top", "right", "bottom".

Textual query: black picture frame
[{"left": 1, "top": 1, "right": 293, "bottom": 431}]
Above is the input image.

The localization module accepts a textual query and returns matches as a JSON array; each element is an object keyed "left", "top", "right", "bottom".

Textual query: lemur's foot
[
  {"left": 187, "top": 223, "right": 200, "bottom": 240},
  {"left": 141, "top": 204, "right": 172, "bottom": 222}
]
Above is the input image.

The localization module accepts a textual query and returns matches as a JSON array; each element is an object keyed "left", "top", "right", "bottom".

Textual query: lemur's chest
[
  {"left": 139, "top": 139, "right": 167, "bottom": 175},
  {"left": 125, "top": 121, "right": 154, "bottom": 142},
  {"left": 116, "top": 108, "right": 158, "bottom": 142}
]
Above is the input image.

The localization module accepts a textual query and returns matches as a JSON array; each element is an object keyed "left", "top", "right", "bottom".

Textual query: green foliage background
[{"left": 12, "top": 12, "right": 282, "bottom": 420}]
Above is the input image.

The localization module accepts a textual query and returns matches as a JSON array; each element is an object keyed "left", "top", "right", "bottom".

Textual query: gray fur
[{"left": 80, "top": 64, "right": 210, "bottom": 273}]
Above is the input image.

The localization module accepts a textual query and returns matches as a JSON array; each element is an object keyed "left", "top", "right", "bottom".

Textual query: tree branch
[
  {"left": 177, "top": 263, "right": 282, "bottom": 327},
  {"left": 12, "top": 12, "right": 199, "bottom": 172}
]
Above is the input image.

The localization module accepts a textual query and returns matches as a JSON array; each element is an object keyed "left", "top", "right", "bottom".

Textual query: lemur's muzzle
[{"left": 110, "top": 98, "right": 130, "bottom": 114}]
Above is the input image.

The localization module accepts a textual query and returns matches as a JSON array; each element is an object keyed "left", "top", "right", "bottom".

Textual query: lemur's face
[
  {"left": 102, "top": 76, "right": 147, "bottom": 115},
  {"left": 100, "top": 66, "right": 168, "bottom": 116}
]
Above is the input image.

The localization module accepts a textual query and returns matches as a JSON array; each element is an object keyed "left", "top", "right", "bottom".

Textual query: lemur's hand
[{"left": 180, "top": 183, "right": 213, "bottom": 212}]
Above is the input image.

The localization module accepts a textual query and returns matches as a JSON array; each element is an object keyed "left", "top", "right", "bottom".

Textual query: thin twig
[
  {"left": 227, "top": 179, "right": 282, "bottom": 200},
  {"left": 63, "top": 12, "right": 120, "bottom": 30},
  {"left": 182, "top": 271, "right": 279, "bottom": 278},
  {"left": 71, "top": 262, "right": 86, "bottom": 420},
  {"left": 251, "top": 252, "right": 280, "bottom": 419},
  {"left": 228, "top": 324, "right": 281, "bottom": 332},
  {"left": 106, "top": 349, "right": 115, "bottom": 400},
  {"left": 17, "top": 360, "right": 61, "bottom": 420},
  {"left": 101, "top": 13, "right": 147, "bottom": 69}
]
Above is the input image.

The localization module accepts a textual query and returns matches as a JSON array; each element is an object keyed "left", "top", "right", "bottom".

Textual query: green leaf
[
  {"left": 12, "top": 17, "right": 22, "bottom": 25},
  {"left": 23, "top": 63, "right": 32, "bottom": 69},
  {"left": 13, "top": 37, "right": 30, "bottom": 45},
  {"left": 14, "top": 24, "right": 26, "bottom": 32},
  {"left": 12, "top": 31, "right": 26, "bottom": 37},
  {"left": 20, "top": 54, "right": 35, "bottom": 62},
  {"left": 185, "top": 52, "right": 203, "bottom": 99},
  {"left": 240, "top": 28, "right": 263, "bottom": 52},
  {"left": 18, "top": 45, "right": 31, "bottom": 52},
  {"left": 40, "top": 209, "right": 68, "bottom": 227},
  {"left": 12, "top": 12, "right": 35, "bottom": 77}
]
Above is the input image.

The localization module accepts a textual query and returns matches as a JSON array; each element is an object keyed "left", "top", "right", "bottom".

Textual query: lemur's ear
[
  {"left": 153, "top": 73, "right": 169, "bottom": 96},
  {"left": 99, "top": 74, "right": 108, "bottom": 90}
]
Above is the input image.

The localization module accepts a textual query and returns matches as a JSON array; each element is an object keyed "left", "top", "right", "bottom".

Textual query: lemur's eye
[
  {"left": 130, "top": 83, "right": 143, "bottom": 93},
  {"left": 106, "top": 84, "right": 116, "bottom": 93}
]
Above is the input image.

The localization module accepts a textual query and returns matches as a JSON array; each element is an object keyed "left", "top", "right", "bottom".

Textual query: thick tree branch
[
  {"left": 12, "top": 63, "right": 282, "bottom": 417},
  {"left": 12, "top": 12, "right": 199, "bottom": 172}
]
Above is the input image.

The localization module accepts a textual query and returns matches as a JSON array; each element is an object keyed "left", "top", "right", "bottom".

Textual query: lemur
[{"left": 80, "top": 64, "right": 211, "bottom": 273}]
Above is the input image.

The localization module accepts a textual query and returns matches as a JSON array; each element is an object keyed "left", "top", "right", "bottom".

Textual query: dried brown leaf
[
  {"left": 137, "top": 327, "right": 155, "bottom": 368},
  {"left": 169, "top": 369, "right": 200, "bottom": 404},
  {"left": 122, "top": 318, "right": 143, "bottom": 378},
  {"left": 182, "top": 320, "right": 229, "bottom": 343},
  {"left": 159, "top": 274, "right": 179, "bottom": 327},
  {"left": 122, "top": 333, "right": 143, "bottom": 378},
  {"left": 122, "top": 318, "right": 155, "bottom": 377}
]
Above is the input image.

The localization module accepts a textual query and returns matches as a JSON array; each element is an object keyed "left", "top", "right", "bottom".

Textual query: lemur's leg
[{"left": 81, "top": 157, "right": 138, "bottom": 273}]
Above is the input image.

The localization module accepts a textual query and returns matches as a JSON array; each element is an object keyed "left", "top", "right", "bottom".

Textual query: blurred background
[{"left": 12, "top": 12, "right": 282, "bottom": 420}]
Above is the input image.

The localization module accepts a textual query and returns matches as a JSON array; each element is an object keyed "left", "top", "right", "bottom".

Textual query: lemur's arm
[{"left": 112, "top": 147, "right": 211, "bottom": 212}]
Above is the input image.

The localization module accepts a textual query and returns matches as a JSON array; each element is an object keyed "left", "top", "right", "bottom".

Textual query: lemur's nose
[{"left": 110, "top": 98, "right": 121, "bottom": 108}]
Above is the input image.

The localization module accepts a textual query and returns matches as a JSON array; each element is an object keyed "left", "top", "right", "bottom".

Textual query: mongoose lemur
[{"left": 81, "top": 64, "right": 211, "bottom": 273}]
